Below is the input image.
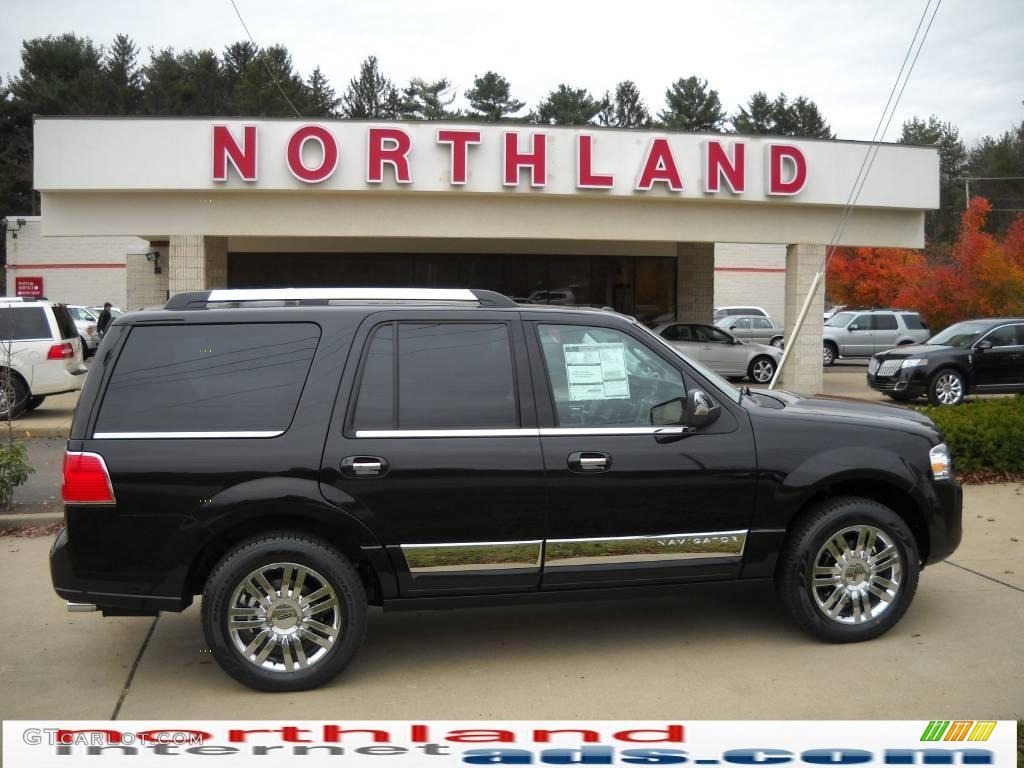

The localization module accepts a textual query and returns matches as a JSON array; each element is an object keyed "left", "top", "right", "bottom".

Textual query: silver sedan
[
  {"left": 651, "top": 321, "right": 784, "bottom": 384},
  {"left": 714, "top": 315, "right": 785, "bottom": 347}
]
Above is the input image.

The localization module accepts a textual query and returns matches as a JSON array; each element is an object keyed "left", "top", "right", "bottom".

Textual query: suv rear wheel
[
  {"left": 776, "top": 497, "right": 919, "bottom": 643},
  {"left": 202, "top": 533, "right": 367, "bottom": 692}
]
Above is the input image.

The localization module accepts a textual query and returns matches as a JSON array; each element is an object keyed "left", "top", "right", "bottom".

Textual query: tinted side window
[
  {"left": 901, "top": 314, "right": 925, "bottom": 330},
  {"left": 53, "top": 305, "right": 78, "bottom": 340},
  {"left": 733, "top": 318, "right": 752, "bottom": 330},
  {"left": 96, "top": 323, "right": 320, "bottom": 434},
  {"left": 397, "top": 323, "right": 518, "bottom": 429},
  {"left": 873, "top": 314, "right": 898, "bottom": 330},
  {"left": 353, "top": 323, "right": 395, "bottom": 429},
  {"left": 0, "top": 307, "right": 51, "bottom": 340},
  {"left": 985, "top": 325, "right": 1018, "bottom": 347}
]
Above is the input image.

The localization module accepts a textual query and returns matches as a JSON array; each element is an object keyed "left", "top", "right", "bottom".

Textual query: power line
[
  {"left": 769, "top": 0, "right": 943, "bottom": 389},
  {"left": 227, "top": 0, "right": 304, "bottom": 118}
]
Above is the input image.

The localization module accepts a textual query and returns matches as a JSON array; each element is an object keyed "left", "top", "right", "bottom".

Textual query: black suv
[
  {"left": 51, "top": 288, "right": 962, "bottom": 691},
  {"left": 867, "top": 317, "right": 1024, "bottom": 405}
]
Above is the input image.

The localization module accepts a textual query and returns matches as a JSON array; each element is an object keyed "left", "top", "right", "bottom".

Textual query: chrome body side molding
[{"left": 401, "top": 540, "right": 544, "bottom": 574}]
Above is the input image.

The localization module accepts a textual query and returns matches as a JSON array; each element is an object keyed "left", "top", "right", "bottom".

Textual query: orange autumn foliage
[{"left": 827, "top": 197, "right": 1024, "bottom": 331}]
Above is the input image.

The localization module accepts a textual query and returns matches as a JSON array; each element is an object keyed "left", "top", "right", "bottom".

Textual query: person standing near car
[{"left": 97, "top": 302, "right": 113, "bottom": 337}]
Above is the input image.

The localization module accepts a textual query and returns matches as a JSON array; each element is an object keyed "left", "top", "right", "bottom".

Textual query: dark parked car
[
  {"left": 867, "top": 317, "right": 1024, "bottom": 405},
  {"left": 52, "top": 288, "right": 961, "bottom": 691}
]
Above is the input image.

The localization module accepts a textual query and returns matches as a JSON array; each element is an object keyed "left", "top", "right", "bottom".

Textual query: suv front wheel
[
  {"left": 202, "top": 532, "right": 367, "bottom": 692},
  {"left": 776, "top": 497, "right": 919, "bottom": 643}
]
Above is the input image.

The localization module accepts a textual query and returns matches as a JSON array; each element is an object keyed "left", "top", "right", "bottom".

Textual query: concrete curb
[{"left": 0, "top": 511, "right": 64, "bottom": 530}]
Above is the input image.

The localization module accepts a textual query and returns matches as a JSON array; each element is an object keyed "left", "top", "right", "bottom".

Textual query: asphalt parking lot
[{"left": 2, "top": 483, "right": 1021, "bottom": 721}]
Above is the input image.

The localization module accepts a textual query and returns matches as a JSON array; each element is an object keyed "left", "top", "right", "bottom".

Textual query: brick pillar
[
  {"left": 780, "top": 243, "right": 825, "bottom": 394},
  {"left": 675, "top": 242, "right": 715, "bottom": 322},
  {"left": 168, "top": 236, "right": 228, "bottom": 295}
]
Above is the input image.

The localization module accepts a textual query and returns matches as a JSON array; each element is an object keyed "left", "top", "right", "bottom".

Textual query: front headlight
[
  {"left": 930, "top": 442, "right": 951, "bottom": 480},
  {"left": 902, "top": 358, "right": 928, "bottom": 368}
]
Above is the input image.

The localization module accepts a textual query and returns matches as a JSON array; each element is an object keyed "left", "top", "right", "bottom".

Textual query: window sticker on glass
[{"left": 564, "top": 343, "right": 630, "bottom": 401}]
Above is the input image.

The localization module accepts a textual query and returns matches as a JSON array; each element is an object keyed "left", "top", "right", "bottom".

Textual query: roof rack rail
[{"left": 163, "top": 288, "right": 519, "bottom": 310}]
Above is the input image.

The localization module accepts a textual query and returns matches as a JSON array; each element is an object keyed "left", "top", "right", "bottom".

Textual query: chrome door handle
[
  {"left": 568, "top": 451, "right": 611, "bottom": 473},
  {"left": 341, "top": 456, "right": 388, "bottom": 478}
]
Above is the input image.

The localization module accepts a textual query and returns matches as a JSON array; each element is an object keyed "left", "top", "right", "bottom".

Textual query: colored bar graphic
[{"left": 921, "top": 720, "right": 996, "bottom": 742}]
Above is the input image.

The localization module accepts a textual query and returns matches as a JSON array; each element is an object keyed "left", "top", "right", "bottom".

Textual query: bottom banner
[{"left": 2, "top": 720, "right": 1016, "bottom": 767}]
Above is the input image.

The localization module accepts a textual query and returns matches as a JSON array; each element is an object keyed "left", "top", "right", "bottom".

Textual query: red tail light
[
  {"left": 63, "top": 452, "right": 116, "bottom": 505},
  {"left": 47, "top": 342, "right": 74, "bottom": 360}
]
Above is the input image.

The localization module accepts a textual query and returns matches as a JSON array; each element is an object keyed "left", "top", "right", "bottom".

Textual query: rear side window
[
  {"left": 0, "top": 307, "right": 52, "bottom": 340},
  {"left": 873, "top": 314, "right": 898, "bottom": 330},
  {"left": 901, "top": 314, "right": 925, "bottom": 330},
  {"left": 95, "top": 323, "right": 320, "bottom": 434},
  {"left": 52, "top": 305, "right": 78, "bottom": 340},
  {"left": 352, "top": 322, "right": 518, "bottom": 430}
]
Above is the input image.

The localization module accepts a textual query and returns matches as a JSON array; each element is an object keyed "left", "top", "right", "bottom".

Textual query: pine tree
[
  {"left": 103, "top": 33, "right": 143, "bottom": 114},
  {"left": 599, "top": 81, "right": 652, "bottom": 128},
  {"left": 532, "top": 84, "right": 604, "bottom": 126},
  {"left": 731, "top": 91, "right": 775, "bottom": 134},
  {"left": 464, "top": 71, "right": 525, "bottom": 121},
  {"left": 342, "top": 56, "right": 400, "bottom": 119},
  {"left": 307, "top": 66, "right": 340, "bottom": 117},
  {"left": 405, "top": 78, "right": 460, "bottom": 120},
  {"left": 658, "top": 76, "right": 726, "bottom": 132}
]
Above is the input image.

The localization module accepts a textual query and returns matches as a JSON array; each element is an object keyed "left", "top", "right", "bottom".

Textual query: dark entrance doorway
[{"left": 228, "top": 252, "right": 677, "bottom": 325}]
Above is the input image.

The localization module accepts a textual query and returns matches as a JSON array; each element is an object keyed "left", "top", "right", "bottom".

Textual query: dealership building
[{"left": 26, "top": 117, "right": 938, "bottom": 393}]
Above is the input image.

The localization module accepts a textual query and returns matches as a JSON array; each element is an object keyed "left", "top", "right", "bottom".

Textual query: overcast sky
[{"left": 4, "top": 0, "right": 1022, "bottom": 144}]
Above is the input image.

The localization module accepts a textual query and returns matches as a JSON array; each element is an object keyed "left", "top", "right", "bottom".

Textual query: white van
[{"left": 0, "top": 299, "right": 87, "bottom": 418}]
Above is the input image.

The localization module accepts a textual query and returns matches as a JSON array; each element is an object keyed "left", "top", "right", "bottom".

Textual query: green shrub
[
  {"left": 916, "top": 397, "right": 1024, "bottom": 475},
  {"left": 0, "top": 441, "right": 33, "bottom": 508}
]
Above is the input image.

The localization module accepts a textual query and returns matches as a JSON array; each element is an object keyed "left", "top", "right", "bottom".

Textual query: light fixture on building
[
  {"left": 145, "top": 251, "right": 162, "bottom": 274},
  {"left": 1, "top": 217, "right": 26, "bottom": 239}
]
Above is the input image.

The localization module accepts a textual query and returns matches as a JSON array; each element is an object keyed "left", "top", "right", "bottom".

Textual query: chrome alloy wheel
[
  {"left": 811, "top": 526, "right": 902, "bottom": 624},
  {"left": 751, "top": 359, "right": 775, "bottom": 383},
  {"left": 822, "top": 345, "right": 835, "bottom": 365},
  {"left": 227, "top": 562, "right": 342, "bottom": 673},
  {"left": 934, "top": 372, "right": 963, "bottom": 405}
]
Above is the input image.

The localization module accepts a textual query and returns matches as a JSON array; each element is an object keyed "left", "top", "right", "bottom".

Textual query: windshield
[
  {"left": 713, "top": 317, "right": 734, "bottom": 328},
  {"left": 634, "top": 321, "right": 742, "bottom": 404},
  {"left": 927, "top": 321, "right": 990, "bottom": 347},
  {"left": 825, "top": 312, "right": 855, "bottom": 327}
]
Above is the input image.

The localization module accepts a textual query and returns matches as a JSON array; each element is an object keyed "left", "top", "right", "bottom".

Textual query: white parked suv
[{"left": 0, "top": 299, "right": 87, "bottom": 418}]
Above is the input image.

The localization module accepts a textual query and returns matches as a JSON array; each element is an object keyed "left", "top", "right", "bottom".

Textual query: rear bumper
[
  {"left": 32, "top": 365, "right": 88, "bottom": 396},
  {"left": 50, "top": 527, "right": 191, "bottom": 615}
]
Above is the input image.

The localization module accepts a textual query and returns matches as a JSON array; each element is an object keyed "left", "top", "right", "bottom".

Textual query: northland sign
[
  {"left": 213, "top": 124, "right": 809, "bottom": 196},
  {"left": 34, "top": 118, "right": 939, "bottom": 211}
]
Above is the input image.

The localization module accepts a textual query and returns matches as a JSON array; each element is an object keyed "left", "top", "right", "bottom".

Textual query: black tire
[
  {"left": 0, "top": 375, "right": 28, "bottom": 421},
  {"left": 822, "top": 342, "right": 838, "bottom": 367},
  {"left": 202, "top": 532, "right": 367, "bottom": 692},
  {"left": 25, "top": 395, "right": 46, "bottom": 412},
  {"left": 747, "top": 355, "right": 776, "bottom": 384},
  {"left": 776, "top": 496, "right": 919, "bottom": 643},
  {"left": 927, "top": 368, "right": 965, "bottom": 406},
  {"left": 770, "top": 336, "right": 784, "bottom": 348}
]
